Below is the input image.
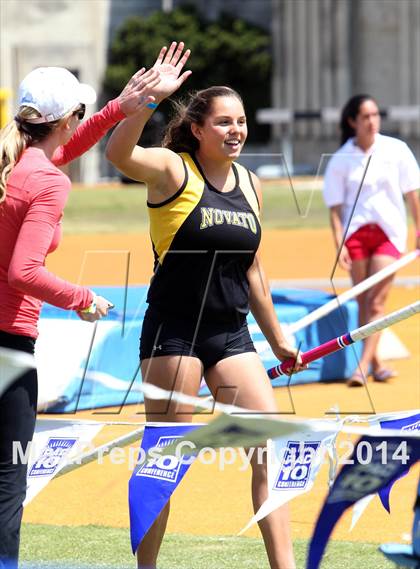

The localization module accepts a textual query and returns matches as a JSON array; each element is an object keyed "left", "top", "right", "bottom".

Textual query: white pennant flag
[
  {"left": 23, "top": 419, "right": 104, "bottom": 505},
  {"left": 0, "top": 347, "right": 36, "bottom": 397},
  {"left": 239, "top": 424, "right": 339, "bottom": 534}
]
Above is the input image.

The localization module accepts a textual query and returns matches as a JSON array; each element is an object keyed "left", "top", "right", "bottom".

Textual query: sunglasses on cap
[{"left": 72, "top": 104, "right": 86, "bottom": 121}]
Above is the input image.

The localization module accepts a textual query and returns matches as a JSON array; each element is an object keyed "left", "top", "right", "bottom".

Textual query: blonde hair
[{"left": 0, "top": 106, "right": 66, "bottom": 204}]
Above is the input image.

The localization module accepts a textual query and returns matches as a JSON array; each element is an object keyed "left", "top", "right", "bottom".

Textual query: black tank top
[{"left": 146, "top": 153, "right": 261, "bottom": 323}]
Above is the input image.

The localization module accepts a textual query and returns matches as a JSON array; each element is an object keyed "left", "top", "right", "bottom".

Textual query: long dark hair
[
  {"left": 162, "top": 86, "right": 244, "bottom": 153},
  {"left": 339, "top": 94, "right": 378, "bottom": 146}
]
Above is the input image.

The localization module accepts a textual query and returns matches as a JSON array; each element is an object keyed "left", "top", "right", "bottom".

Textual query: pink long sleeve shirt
[{"left": 0, "top": 99, "right": 125, "bottom": 338}]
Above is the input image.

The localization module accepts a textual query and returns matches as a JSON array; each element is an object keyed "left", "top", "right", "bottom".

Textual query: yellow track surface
[{"left": 24, "top": 228, "right": 419, "bottom": 544}]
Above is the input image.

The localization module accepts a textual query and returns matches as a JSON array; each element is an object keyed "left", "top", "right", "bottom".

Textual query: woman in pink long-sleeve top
[{"left": 0, "top": 64, "right": 158, "bottom": 568}]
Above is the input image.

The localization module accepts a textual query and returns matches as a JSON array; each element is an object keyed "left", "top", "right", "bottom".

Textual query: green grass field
[
  {"left": 20, "top": 524, "right": 394, "bottom": 568},
  {"left": 64, "top": 181, "right": 329, "bottom": 234}
]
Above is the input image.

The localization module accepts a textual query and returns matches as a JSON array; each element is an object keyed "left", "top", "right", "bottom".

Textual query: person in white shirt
[{"left": 323, "top": 94, "right": 420, "bottom": 386}]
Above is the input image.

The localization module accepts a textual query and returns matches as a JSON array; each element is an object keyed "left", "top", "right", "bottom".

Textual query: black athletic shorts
[{"left": 140, "top": 306, "right": 256, "bottom": 370}]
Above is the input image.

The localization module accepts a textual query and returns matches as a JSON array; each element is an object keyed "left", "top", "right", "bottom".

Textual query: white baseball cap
[{"left": 18, "top": 67, "right": 97, "bottom": 124}]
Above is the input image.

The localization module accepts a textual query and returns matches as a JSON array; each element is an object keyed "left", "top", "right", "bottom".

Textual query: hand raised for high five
[
  {"left": 151, "top": 42, "right": 192, "bottom": 102},
  {"left": 117, "top": 67, "right": 160, "bottom": 117}
]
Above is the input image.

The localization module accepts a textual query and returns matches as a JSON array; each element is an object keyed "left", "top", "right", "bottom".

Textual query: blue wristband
[{"left": 146, "top": 102, "right": 158, "bottom": 110}]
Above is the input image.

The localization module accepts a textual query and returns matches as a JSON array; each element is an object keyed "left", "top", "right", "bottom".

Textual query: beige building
[
  {"left": 269, "top": 0, "right": 420, "bottom": 167},
  {"left": 0, "top": 0, "right": 110, "bottom": 182}
]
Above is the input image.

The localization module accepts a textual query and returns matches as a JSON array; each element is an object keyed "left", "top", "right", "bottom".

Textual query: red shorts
[{"left": 345, "top": 224, "right": 401, "bottom": 261}]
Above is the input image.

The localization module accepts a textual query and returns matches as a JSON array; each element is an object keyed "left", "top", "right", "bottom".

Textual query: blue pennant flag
[
  {"left": 377, "top": 413, "right": 420, "bottom": 512},
  {"left": 129, "top": 423, "right": 202, "bottom": 554},
  {"left": 307, "top": 434, "right": 420, "bottom": 569}
]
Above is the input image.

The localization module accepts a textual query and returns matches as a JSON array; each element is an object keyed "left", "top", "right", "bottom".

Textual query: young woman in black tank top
[{"left": 106, "top": 42, "right": 306, "bottom": 569}]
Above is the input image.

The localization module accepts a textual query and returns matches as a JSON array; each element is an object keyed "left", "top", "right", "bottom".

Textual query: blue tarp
[{"left": 41, "top": 286, "right": 361, "bottom": 412}]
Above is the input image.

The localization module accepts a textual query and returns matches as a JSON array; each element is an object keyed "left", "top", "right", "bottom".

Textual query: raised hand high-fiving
[
  {"left": 117, "top": 67, "right": 160, "bottom": 116},
  {"left": 152, "top": 42, "right": 192, "bottom": 102}
]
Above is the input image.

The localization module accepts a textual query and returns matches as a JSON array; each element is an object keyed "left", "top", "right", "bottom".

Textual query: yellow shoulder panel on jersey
[
  {"left": 148, "top": 153, "right": 205, "bottom": 264},
  {"left": 234, "top": 162, "right": 260, "bottom": 219}
]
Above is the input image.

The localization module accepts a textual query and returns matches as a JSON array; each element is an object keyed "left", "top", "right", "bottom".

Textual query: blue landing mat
[{"left": 40, "top": 286, "right": 361, "bottom": 412}]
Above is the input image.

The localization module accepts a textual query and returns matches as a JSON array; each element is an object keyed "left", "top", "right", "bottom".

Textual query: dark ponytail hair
[
  {"left": 339, "top": 94, "right": 378, "bottom": 146},
  {"left": 162, "top": 86, "right": 244, "bottom": 153}
]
